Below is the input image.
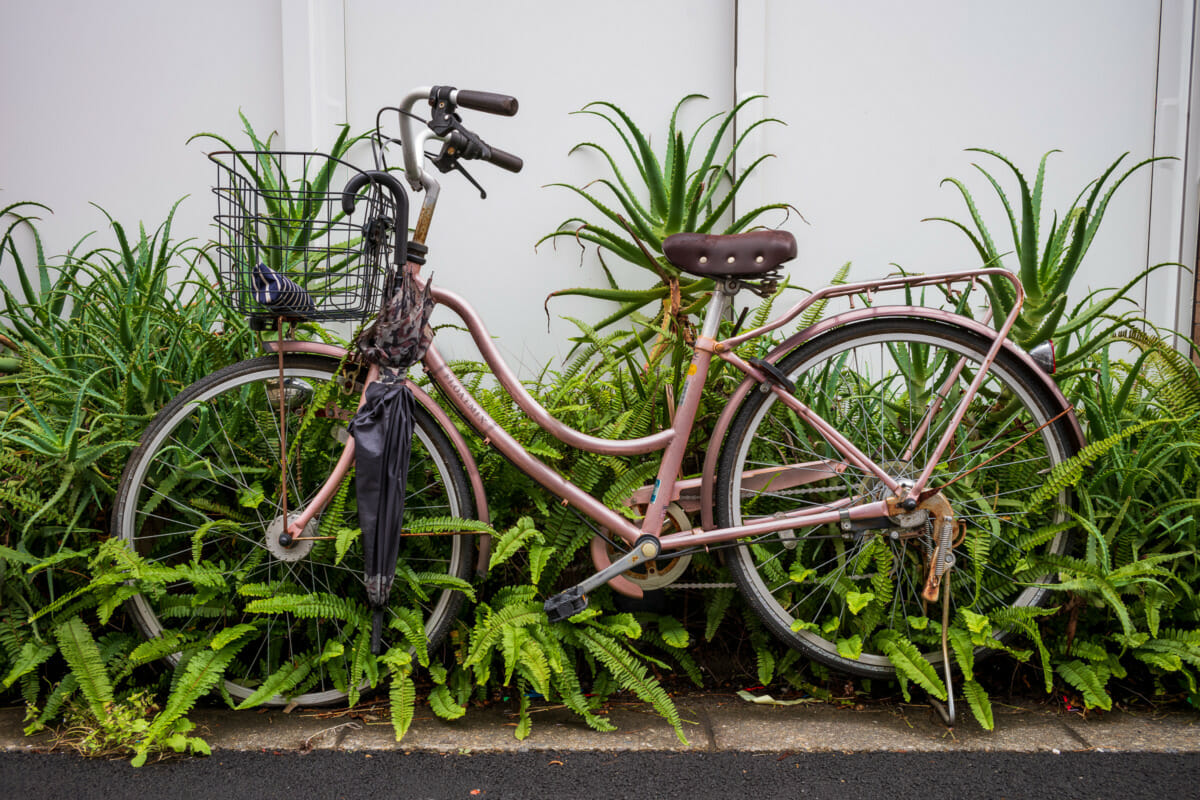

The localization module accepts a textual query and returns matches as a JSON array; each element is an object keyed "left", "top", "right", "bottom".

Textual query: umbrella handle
[{"left": 342, "top": 170, "right": 410, "bottom": 269}]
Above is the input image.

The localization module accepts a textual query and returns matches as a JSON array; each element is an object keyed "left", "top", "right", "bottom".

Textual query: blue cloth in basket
[{"left": 251, "top": 262, "right": 316, "bottom": 318}]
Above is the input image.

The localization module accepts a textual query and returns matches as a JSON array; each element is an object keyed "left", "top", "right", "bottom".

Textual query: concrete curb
[{"left": 3, "top": 695, "right": 1196, "bottom": 755}]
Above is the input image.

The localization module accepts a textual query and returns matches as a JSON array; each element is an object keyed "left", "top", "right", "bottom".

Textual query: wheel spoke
[
  {"left": 718, "top": 320, "right": 1075, "bottom": 675},
  {"left": 115, "top": 355, "right": 474, "bottom": 706}
]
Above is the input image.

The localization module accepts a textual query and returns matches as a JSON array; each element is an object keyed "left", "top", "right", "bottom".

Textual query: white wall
[
  {"left": 2, "top": 0, "right": 1195, "bottom": 372},
  {"left": 0, "top": 1, "right": 285, "bottom": 262},
  {"left": 339, "top": 0, "right": 737, "bottom": 372},
  {"left": 739, "top": 0, "right": 1179, "bottom": 329}
]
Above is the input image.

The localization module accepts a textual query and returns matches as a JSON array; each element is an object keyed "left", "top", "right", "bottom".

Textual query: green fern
[
  {"left": 571, "top": 625, "right": 686, "bottom": 744},
  {"left": 387, "top": 661, "right": 417, "bottom": 740},
  {"left": 488, "top": 517, "right": 542, "bottom": 570},
  {"left": 1055, "top": 659, "right": 1113, "bottom": 710},
  {"left": 874, "top": 630, "right": 947, "bottom": 701},
  {"left": 962, "top": 679, "right": 995, "bottom": 730},
  {"left": 1029, "top": 419, "right": 1169, "bottom": 508},
  {"left": 53, "top": 616, "right": 113, "bottom": 718},
  {"left": 132, "top": 639, "right": 246, "bottom": 766}
]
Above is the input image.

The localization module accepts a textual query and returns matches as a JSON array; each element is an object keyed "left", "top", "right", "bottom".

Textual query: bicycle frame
[{"left": 279, "top": 261, "right": 1079, "bottom": 597}]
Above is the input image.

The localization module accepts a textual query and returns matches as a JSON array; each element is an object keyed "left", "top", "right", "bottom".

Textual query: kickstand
[{"left": 932, "top": 578, "right": 956, "bottom": 727}]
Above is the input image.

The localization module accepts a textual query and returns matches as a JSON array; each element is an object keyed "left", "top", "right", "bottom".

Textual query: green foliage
[
  {"left": 189, "top": 113, "right": 371, "bottom": 306},
  {"left": 6, "top": 106, "right": 1200, "bottom": 757},
  {"left": 539, "top": 94, "right": 793, "bottom": 340},
  {"left": 53, "top": 617, "right": 113, "bottom": 718},
  {"left": 929, "top": 149, "right": 1174, "bottom": 369},
  {"left": 52, "top": 690, "right": 210, "bottom": 763}
]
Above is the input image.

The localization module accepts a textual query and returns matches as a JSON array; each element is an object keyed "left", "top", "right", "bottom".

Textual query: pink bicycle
[{"left": 113, "top": 86, "right": 1083, "bottom": 710}]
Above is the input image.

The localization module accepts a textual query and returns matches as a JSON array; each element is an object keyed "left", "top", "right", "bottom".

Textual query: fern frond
[
  {"left": 429, "top": 685, "right": 467, "bottom": 720},
  {"left": 234, "top": 651, "right": 316, "bottom": 709},
  {"left": 53, "top": 616, "right": 113, "bottom": 717},
  {"left": 1055, "top": 659, "right": 1113, "bottom": 710},
  {"left": 1030, "top": 419, "right": 1168, "bottom": 508},
  {"left": 874, "top": 630, "right": 947, "bottom": 700},
  {"left": 388, "top": 665, "right": 417, "bottom": 740},
  {"left": 962, "top": 679, "right": 995, "bottom": 730},
  {"left": 574, "top": 626, "right": 686, "bottom": 744}
]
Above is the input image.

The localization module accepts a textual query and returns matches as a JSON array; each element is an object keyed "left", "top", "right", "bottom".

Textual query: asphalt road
[{"left": 3, "top": 750, "right": 1198, "bottom": 800}]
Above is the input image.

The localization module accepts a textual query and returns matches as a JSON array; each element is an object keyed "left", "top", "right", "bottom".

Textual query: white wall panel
[
  {"left": 741, "top": 0, "right": 1170, "bottom": 328},
  {"left": 0, "top": 1, "right": 285, "bottom": 269},
  {"left": 342, "top": 0, "right": 736, "bottom": 372},
  {"left": 2, "top": 0, "right": 1193, "bottom": 368}
]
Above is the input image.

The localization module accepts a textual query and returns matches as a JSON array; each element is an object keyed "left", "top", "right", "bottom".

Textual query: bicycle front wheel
[
  {"left": 716, "top": 318, "right": 1078, "bottom": 678},
  {"left": 112, "top": 354, "right": 476, "bottom": 706}
]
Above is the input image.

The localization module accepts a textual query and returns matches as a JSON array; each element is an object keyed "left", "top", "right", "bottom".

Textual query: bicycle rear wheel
[
  {"left": 112, "top": 354, "right": 475, "bottom": 706},
  {"left": 716, "top": 318, "right": 1078, "bottom": 678}
]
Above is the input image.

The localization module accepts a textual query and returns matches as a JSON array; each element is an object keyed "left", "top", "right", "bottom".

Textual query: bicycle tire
[
  {"left": 716, "top": 318, "right": 1077, "bottom": 678},
  {"left": 112, "top": 354, "right": 475, "bottom": 706}
]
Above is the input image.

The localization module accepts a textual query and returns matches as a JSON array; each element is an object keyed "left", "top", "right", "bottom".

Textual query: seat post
[{"left": 699, "top": 279, "right": 736, "bottom": 341}]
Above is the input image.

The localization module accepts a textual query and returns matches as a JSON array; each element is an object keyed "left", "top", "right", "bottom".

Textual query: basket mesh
[{"left": 210, "top": 151, "right": 399, "bottom": 322}]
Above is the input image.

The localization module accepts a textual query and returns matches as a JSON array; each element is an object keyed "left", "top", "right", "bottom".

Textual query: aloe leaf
[
  {"left": 932, "top": 177, "right": 1003, "bottom": 269},
  {"left": 1077, "top": 155, "right": 1169, "bottom": 265},
  {"left": 1030, "top": 150, "right": 1060, "bottom": 255},
  {"left": 971, "top": 149, "right": 1038, "bottom": 294},
  {"left": 570, "top": 224, "right": 661, "bottom": 273},
  {"left": 665, "top": 132, "right": 687, "bottom": 233},
  {"left": 545, "top": 182, "right": 651, "bottom": 245},
  {"left": 595, "top": 179, "right": 662, "bottom": 248},
  {"left": 568, "top": 141, "right": 655, "bottom": 222},
  {"left": 969, "top": 160, "right": 1021, "bottom": 261},
  {"left": 684, "top": 110, "right": 724, "bottom": 166},
  {"left": 546, "top": 285, "right": 671, "bottom": 305},
  {"left": 690, "top": 95, "right": 767, "bottom": 206},
  {"left": 1055, "top": 262, "right": 1177, "bottom": 338},
  {"left": 722, "top": 202, "right": 793, "bottom": 236},
  {"left": 1037, "top": 211, "right": 1061, "bottom": 285},
  {"left": 579, "top": 101, "right": 667, "bottom": 216},
  {"left": 1020, "top": 293, "right": 1067, "bottom": 348},
  {"left": 698, "top": 154, "right": 776, "bottom": 232},
  {"left": 665, "top": 94, "right": 707, "bottom": 187},
  {"left": 694, "top": 116, "right": 785, "bottom": 216}
]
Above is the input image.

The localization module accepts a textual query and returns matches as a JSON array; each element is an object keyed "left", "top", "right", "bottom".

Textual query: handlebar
[
  {"left": 440, "top": 130, "right": 524, "bottom": 173},
  {"left": 395, "top": 85, "right": 523, "bottom": 189},
  {"left": 452, "top": 89, "right": 519, "bottom": 116}
]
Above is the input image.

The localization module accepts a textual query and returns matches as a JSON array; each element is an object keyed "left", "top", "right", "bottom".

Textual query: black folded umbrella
[{"left": 349, "top": 268, "right": 435, "bottom": 654}]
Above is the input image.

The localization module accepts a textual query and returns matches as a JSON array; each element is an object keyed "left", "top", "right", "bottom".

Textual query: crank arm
[{"left": 544, "top": 536, "right": 660, "bottom": 622}]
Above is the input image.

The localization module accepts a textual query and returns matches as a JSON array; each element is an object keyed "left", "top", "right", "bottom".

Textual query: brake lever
[
  {"left": 426, "top": 151, "right": 487, "bottom": 199},
  {"left": 454, "top": 161, "right": 487, "bottom": 199}
]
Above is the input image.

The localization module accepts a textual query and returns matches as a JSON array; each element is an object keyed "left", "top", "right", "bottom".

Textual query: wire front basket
[{"left": 210, "top": 150, "right": 400, "bottom": 323}]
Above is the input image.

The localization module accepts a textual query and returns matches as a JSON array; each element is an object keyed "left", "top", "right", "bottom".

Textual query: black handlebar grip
[
  {"left": 482, "top": 143, "right": 524, "bottom": 173},
  {"left": 455, "top": 90, "right": 519, "bottom": 116}
]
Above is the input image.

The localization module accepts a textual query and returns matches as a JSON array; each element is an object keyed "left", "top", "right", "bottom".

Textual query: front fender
[
  {"left": 698, "top": 308, "right": 1085, "bottom": 530},
  {"left": 263, "top": 340, "right": 492, "bottom": 573}
]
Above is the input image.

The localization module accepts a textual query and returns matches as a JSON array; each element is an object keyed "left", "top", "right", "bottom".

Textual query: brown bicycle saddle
[{"left": 662, "top": 230, "right": 796, "bottom": 279}]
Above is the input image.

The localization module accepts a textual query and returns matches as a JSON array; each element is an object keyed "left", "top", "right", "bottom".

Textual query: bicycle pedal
[{"left": 544, "top": 586, "right": 588, "bottom": 622}]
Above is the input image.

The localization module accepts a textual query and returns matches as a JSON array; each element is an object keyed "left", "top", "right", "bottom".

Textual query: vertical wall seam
[
  {"left": 1147, "top": 0, "right": 1164, "bottom": 319},
  {"left": 732, "top": 0, "right": 740, "bottom": 224}
]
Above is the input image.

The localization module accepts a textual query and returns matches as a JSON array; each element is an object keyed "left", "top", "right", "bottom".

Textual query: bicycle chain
[{"left": 663, "top": 582, "right": 736, "bottom": 589}]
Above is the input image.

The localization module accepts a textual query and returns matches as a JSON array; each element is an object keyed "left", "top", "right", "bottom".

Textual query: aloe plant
[
  {"left": 539, "top": 94, "right": 794, "bottom": 339},
  {"left": 928, "top": 149, "right": 1173, "bottom": 369}
]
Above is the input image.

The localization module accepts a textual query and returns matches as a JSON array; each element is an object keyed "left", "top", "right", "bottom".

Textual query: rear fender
[{"left": 698, "top": 308, "right": 1085, "bottom": 530}]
